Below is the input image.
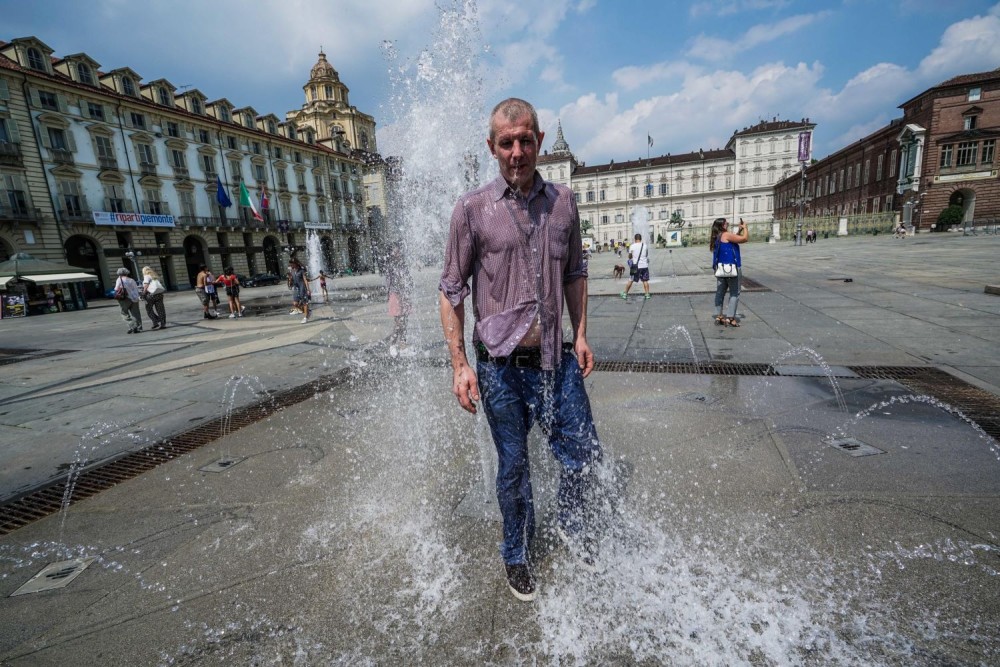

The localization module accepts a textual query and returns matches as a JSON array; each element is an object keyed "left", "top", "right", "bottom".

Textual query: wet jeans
[
  {"left": 478, "top": 349, "right": 603, "bottom": 566},
  {"left": 714, "top": 269, "right": 741, "bottom": 319}
]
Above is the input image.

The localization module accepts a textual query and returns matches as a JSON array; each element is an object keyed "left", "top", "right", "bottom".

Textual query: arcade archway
[
  {"left": 184, "top": 235, "right": 208, "bottom": 287},
  {"left": 64, "top": 235, "right": 105, "bottom": 299}
]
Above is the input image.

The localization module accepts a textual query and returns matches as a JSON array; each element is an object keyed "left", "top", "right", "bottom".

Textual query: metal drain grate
[
  {"left": 0, "top": 367, "right": 354, "bottom": 536},
  {"left": 828, "top": 437, "right": 885, "bottom": 457},
  {"left": 594, "top": 360, "right": 779, "bottom": 375},
  {"left": 199, "top": 457, "right": 246, "bottom": 473},
  {"left": 10, "top": 557, "right": 95, "bottom": 596}
]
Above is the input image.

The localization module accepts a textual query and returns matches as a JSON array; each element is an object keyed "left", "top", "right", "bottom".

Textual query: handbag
[
  {"left": 147, "top": 279, "right": 164, "bottom": 295},
  {"left": 113, "top": 279, "right": 129, "bottom": 300},
  {"left": 715, "top": 263, "right": 737, "bottom": 278}
]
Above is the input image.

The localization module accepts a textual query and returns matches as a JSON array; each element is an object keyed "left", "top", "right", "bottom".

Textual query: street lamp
[
  {"left": 124, "top": 249, "right": 141, "bottom": 277},
  {"left": 788, "top": 166, "right": 812, "bottom": 246}
]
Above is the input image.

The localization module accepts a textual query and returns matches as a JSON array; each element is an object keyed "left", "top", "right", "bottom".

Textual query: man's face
[{"left": 488, "top": 113, "right": 544, "bottom": 196}]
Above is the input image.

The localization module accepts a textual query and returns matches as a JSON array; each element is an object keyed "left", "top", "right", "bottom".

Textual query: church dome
[{"left": 310, "top": 51, "right": 339, "bottom": 82}]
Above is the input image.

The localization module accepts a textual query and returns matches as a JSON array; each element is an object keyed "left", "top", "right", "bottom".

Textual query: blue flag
[{"left": 216, "top": 177, "right": 232, "bottom": 208}]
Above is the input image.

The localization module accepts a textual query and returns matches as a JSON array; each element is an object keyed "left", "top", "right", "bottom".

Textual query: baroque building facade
[
  {"left": 538, "top": 118, "right": 814, "bottom": 246},
  {"left": 774, "top": 68, "right": 1000, "bottom": 231},
  {"left": 0, "top": 36, "right": 378, "bottom": 305}
]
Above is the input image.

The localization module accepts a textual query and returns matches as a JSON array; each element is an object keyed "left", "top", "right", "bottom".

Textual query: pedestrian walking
[
  {"left": 140, "top": 266, "right": 167, "bottom": 329},
  {"left": 439, "top": 97, "right": 604, "bottom": 603},
  {"left": 620, "top": 233, "right": 650, "bottom": 300},
  {"left": 112, "top": 267, "right": 143, "bottom": 334},
  {"left": 710, "top": 217, "right": 749, "bottom": 327}
]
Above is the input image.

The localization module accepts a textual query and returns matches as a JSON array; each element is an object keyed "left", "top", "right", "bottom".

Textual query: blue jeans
[
  {"left": 714, "top": 268, "right": 741, "bottom": 318},
  {"left": 478, "top": 349, "right": 603, "bottom": 565}
]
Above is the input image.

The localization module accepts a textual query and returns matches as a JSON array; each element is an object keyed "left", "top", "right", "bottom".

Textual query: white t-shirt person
[
  {"left": 628, "top": 240, "right": 648, "bottom": 269},
  {"left": 622, "top": 236, "right": 651, "bottom": 299}
]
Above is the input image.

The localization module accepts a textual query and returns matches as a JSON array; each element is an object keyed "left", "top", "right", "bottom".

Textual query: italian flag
[{"left": 239, "top": 181, "right": 263, "bottom": 222}]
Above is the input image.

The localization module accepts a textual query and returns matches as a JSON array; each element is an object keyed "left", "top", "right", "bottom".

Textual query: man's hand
[
  {"left": 452, "top": 365, "right": 480, "bottom": 414},
  {"left": 574, "top": 336, "right": 595, "bottom": 378}
]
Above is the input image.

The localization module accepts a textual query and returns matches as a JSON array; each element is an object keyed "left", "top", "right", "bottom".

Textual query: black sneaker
[
  {"left": 554, "top": 524, "right": 599, "bottom": 573},
  {"left": 504, "top": 563, "right": 536, "bottom": 602}
]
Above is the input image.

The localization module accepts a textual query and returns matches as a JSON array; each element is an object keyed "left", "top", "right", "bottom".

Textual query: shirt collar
[{"left": 489, "top": 172, "right": 547, "bottom": 203}]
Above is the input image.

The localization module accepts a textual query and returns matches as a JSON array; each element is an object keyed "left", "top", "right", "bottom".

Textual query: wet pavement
[{"left": 0, "top": 233, "right": 998, "bottom": 665}]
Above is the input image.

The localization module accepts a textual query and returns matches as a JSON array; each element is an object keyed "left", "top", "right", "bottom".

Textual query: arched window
[
  {"left": 360, "top": 131, "right": 369, "bottom": 149},
  {"left": 325, "top": 85, "right": 333, "bottom": 99},
  {"left": 77, "top": 62, "right": 93, "bottom": 85},
  {"left": 27, "top": 47, "right": 45, "bottom": 71},
  {"left": 310, "top": 85, "right": 317, "bottom": 101},
  {"left": 268, "top": 120, "right": 276, "bottom": 134}
]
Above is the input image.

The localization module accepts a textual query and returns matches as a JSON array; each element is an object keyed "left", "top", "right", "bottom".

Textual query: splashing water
[
  {"left": 304, "top": 230, "right": 326, "bottom": 300},
  {"left": 770, "top": 345, "right": 849, "bottom": 413},
  {"left": 836, "top": 393, "right": 1000, "bottom": 461}
]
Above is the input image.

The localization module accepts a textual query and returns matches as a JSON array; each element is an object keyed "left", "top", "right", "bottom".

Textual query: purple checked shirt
[{"left": 440, "top": 172, "right": 587, "bottom": 371}]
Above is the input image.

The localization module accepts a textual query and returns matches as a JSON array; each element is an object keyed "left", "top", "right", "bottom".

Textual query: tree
[{"left": 936, "top": 204, "right": 963, "bottom": 229}]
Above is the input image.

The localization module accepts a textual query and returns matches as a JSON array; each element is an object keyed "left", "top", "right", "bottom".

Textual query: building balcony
[
  {"left": 50, "top": 148, "right": 74, "bottom": 165},
  {"left": 172, "top": 165, "right": 189, "bottom": 179},
  {"left": 315, "top": 185, "right": 324, "bottom": 195},
  {"left": 297, "top": 184, "right": 308, "bottom": 194},
  {"left": 98, "top": 156, "right": 119, "bottom": 171},
  {"left": 0, "top": 141, "right": 23, "bottom": 166},
  {"left": 0, "top": 202, "right": 42, "bottom": 221},
  {"left": 139, "top": 161, "right": 157, "bottom": 177},
  {"left": 277, "top": 183, "right": 289, "bottom": 193},
  {"left": 142, "top": 201, "right": 170, "bottom": 215},
  {"left": 204, "top": 170, "right": 217, "bottom": 182},
  {"left": 62, "top": 208, "right": 93, "bottom": 222}
]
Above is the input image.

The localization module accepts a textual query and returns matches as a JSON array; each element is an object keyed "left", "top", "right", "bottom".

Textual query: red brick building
[{"left": 776, "top": 68, "right": 1000, "bottom": 231}]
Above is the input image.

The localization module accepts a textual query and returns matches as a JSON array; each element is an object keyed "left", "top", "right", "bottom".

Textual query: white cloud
[
  {"left": 612, "top": 62, "right": 695, "bottom": 91},
  {"left": 689, "top": 0, "right": 792, "bottom": 19},
  {"left": 916, "top": 4, "right": 1000, "bottom": 81},
  {"left": 554, "top": 61, "right": 825, "bottom": 164},
  {"left": 689, "top": 12, "right": 831, "bottom": 62}
]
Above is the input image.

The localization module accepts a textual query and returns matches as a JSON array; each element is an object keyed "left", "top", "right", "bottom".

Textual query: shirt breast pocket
[{"left": 548, "top": 223, "right": 570, "bottom": 259}]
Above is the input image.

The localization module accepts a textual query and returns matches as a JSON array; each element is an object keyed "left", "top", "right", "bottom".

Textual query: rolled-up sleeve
[
  {"left": 563, "top": 195, "right": 587, "bottom": 284},
  {"left": 439, "top": 197, "right": 474, "bottom": 306}
]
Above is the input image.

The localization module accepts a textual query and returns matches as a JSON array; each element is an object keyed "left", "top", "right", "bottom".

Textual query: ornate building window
[
  {"left": 122, "top": 77, "right": 136, "bottom": 97},
  {"left": 77, "top": 63, "right": 94, "bottom": 85},
  {"left": 27, "top": 47, "right": 46, "bottom": 71},
  {"left": 158, "top": 87, "right": 171, "bottom": 106}
]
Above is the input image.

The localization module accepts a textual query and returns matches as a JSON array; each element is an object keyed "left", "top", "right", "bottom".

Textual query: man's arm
[
  {"left": 439, "top": 292, "right": 479, "bottom": 414},
  {"left": 564, "top": 277, "right": 594, "bottom": 378}
]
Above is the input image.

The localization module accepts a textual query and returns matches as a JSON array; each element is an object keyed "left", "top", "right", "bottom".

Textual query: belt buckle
[{"left": 512, "top": 355, "right": 530, "bottom": 369}]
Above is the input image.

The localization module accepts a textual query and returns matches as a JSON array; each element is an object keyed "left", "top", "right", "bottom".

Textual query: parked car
[
  {"left": 236, "top": 274, "right": 253, "bottom": 288},
  {"left": 247, "top": 273, "right": 283, "bottom": 287}
]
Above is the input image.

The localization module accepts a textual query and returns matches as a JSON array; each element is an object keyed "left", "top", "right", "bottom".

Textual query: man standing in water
[{"left": 439, "top": 98, "right": 604, "bottom": 602}]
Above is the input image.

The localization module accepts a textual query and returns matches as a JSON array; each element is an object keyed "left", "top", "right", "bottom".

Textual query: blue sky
[{"left": 4, "top": 0, "right": 999, "bottom": 165}]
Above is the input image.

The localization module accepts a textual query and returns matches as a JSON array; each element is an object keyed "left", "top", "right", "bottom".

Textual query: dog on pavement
[{"left": 613, "top": 264, "right": 625, "bottom": 279}]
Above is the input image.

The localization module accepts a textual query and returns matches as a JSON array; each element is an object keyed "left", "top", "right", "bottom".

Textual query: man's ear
[{"left": 486, "top": 138, "right": 495, "bottom": 157}]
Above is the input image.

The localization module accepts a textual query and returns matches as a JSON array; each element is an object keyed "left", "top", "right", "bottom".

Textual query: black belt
[{"left": 475, "top": 342, "right": 574, "bottom": 369}]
